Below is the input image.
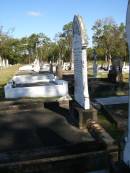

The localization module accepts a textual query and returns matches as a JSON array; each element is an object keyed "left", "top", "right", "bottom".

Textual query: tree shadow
[
  {"left": 0, "top": 104, "right": 97, "bottom": 154},
  {"left": 44, "top": 102, "right": 69, "bottom": 117},
  {"left": 88, "top": 78, "right": 128, "bottom": 99},
  {"left": 0, "top": 84, "right": 5, "bottom": 101},
  {"left": 63, "top": 74, "right": 74, "bottom": 95}
]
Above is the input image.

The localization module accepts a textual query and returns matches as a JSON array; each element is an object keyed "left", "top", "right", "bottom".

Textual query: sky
[{"left": 0, "top": 0, "right": 128, "bottom": 47}]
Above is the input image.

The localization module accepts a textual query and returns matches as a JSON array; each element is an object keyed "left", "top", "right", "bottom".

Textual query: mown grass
[{"left": 0, "top": 65, "right": 21, "bottom": 99}]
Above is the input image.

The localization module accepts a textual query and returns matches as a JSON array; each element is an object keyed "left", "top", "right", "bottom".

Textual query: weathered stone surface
[
  {"left": 4, "top": 80, "right": 68, "bottom": 99},
  {"left": 87, "top": 120, "right": 115, "bottom": 146},
  {"left": 72, "top": 15, "right": 90, "bottom": 110},
  {"left": 69, "top": 101, "right": 97, "bottom": 129},
  {"left": 12, "top": 73, "right": 55, "bottom": 84},
  {"left": 108, "top": 57, "right": 123, "bottom": 83}
]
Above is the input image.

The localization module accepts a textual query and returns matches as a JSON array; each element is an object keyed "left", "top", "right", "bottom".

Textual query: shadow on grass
[
  {"left": 98, "top": 110, "right": 124, "bottom": 143},
  {"left": 89, "top": 78, "right": 128, "bottom": 99}
]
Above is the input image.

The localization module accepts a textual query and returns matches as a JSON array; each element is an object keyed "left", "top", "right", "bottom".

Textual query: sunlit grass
[
  {"left": 0, "top": 65, "right": 21, "bottom": 85},
  {"left": 0, "top": 64, "right": 21, "bottom": 99}
]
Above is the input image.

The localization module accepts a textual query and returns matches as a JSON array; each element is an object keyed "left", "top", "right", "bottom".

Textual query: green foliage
[
  {"left": 56, "top": 21, "right": 73, "bottom": 62},
  {"left": 0, "top": 29, "right": 52, "bottom": 64},
  {"left": 0, "top": 17, "right": 128, "bottom": 64},
  {"left": 92, "top": 17, "right": 128, "bottom": 61},
  {"left": 87, "top": 47, "right": 93, "bottom": 60}
]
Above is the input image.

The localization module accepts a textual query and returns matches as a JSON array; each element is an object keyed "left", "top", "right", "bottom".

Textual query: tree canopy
[
  {"left": 0, "top": 17, "right": 128, "bottom": 64},
  {"left": 92, "top": 17, "right": 128, "bottom": 61}
]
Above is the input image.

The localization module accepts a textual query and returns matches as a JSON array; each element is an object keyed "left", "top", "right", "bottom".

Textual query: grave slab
[
  {"left": 95, "top": 96, "right": 128, "bottom": 106},
  {"left": 4, "top": 80, "right": 68, "bottom": 99}
]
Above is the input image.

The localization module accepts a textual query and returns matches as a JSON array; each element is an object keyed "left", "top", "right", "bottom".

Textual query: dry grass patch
[{"left": 0, "top": 64, "right": 21, "bottom": 99}]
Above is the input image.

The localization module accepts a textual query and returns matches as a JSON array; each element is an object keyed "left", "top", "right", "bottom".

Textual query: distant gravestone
[
  {"left": 72, "top": 15, "right": 90, "bottom": 109},
  {"left": 123, "top": 0, "right": 130, "bottom": 167},
  {"left": 0, "top": 56, "right": 2, "bottom": 68},
  {"left": 5, "top": 59, "right": 9, "bottom": 68},
  {"left": 2, "top": 59, "right": 5, "bottom": 68},
  {"left": 108, "top": 57, "right": 123, "bottom": 83},
  {"left": 33, "top": 59, "right": 40, "bottom": 72}
]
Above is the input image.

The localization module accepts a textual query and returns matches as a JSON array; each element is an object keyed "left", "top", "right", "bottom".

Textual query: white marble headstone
[
  {"left": 33, "top": 58, "right": 40, "bottom": 72},
  {"left": 5, "top": 59, "right": 9, "bottom": 67},
  {"left": 123, "top": 0, "right": 130, "bottom": 167},
  {"left": 2, "top": 59, "right": 5, "bottom": 67},
  {"left": 0, "top": 56, "right": 2, "bottom": 67},
  {"left": 72, "top": 15, "right": 90, "bottom": 109}
]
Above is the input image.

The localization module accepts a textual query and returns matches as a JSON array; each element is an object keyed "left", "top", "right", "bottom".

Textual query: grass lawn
[{"left": 0, "top": 65, "right": 21, "bottom": 99}]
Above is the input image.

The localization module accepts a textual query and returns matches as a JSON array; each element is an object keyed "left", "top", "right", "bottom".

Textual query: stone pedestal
[{"left": 69, "top": 100, "right": 97, "bottom": 130}]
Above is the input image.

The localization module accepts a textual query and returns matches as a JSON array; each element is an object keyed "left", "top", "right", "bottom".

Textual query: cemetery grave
[
  {"left": 4, "top": 79, "right": 68, "bottom": 99},
  {"left": 4, "top": 59, "right": 69, "bottom": 99},
  {"left": 1, "top": 2, "right": 130, "bottom": 171},
  {"left": 0, "top": 15, "right": 120, "bottom": 173}
]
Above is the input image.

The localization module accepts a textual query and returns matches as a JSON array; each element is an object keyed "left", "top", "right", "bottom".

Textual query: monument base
[{"left": 69, "top": 100, "right": 97, "bottom": 130}]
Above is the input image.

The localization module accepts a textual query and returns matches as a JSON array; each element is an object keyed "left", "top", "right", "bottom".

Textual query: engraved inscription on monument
[{"left": 72, "top": 15, "right": 90, "bottom": 109}]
